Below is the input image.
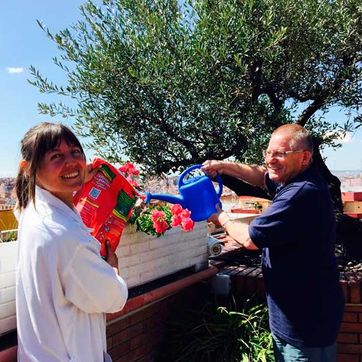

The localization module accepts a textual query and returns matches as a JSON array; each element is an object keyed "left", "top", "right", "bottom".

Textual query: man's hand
[
  {"left": 207, "top": 204, "right": 226, "bottom": 228},
  {"left": 201, "top": 160, "right": 223, "bottom": 178}
]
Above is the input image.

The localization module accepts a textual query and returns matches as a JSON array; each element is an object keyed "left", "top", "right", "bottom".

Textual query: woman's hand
[
  {"left": 84, "top": 163, "right": 100, "bottom": 184},
  {"left": 201, "top": 160, "right": 223, "bottom": 178},
  {"left": 105, "top": 241, "right": 119, "bottom": 275}
]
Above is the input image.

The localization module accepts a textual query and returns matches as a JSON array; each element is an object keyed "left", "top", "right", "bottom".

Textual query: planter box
[
  {"left": 116, "top": 222, "right": 209, "bottom": 288},
  {"left": 0, "top": 242, "right": 17, "bottom": 336}
]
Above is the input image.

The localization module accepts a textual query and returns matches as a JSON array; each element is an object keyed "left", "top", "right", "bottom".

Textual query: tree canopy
[{"left": 30, "top": 0, "right": 362, "bottom": 174}]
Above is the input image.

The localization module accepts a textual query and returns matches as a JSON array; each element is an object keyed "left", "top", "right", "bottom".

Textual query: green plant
[
  {"left": 31, "top": 0, "right": 362, "bottom": 174},
  {"left": 253, "top": 202, "right": 263, "bottom": 213},
  {"left": 157, "top": 297, "right": 274, "bottom": 362},
  {"left": 0, "top": 230, "right": 18, "bottom": 242},
  {"left": 0, "top": 213, "right": 18, "bottom": 242},
  {"left": 135, "top": 203, "right": 172, "bottom": 236}
]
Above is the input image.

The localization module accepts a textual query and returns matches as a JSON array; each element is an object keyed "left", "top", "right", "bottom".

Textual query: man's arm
[
  {"left": 202, "top": 160, "right": 266, "bottom": 189},
  {"left": 209, "top": 210, "right": 259, "bottom": 250}
]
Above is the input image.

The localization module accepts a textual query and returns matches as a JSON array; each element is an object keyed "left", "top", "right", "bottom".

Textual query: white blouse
[{"left": 16, "top": 186, "right": 128, "bottom": 362}]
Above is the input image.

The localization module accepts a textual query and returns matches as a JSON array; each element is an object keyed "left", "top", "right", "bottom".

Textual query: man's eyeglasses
[{"left": 263, "top": 150, "right": 305, "bottom": 159}]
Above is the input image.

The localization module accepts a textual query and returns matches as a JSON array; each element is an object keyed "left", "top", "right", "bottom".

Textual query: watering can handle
[{"left": 178, "top": 164, "right": 223, "bottom": 198}]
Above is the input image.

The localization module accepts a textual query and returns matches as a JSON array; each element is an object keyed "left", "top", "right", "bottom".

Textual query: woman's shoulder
[{"left": 22, "top": 201, "right": 88, "bottom": 243}]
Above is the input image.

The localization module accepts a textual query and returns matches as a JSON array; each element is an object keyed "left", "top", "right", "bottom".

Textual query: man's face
[{"left": 264, "top": 132, "right": 311, "bottom": 184}]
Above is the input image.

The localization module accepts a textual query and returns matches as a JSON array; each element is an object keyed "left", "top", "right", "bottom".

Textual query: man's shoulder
[{"left": 274, "top": 179, "right": 322, "bottom": 208}]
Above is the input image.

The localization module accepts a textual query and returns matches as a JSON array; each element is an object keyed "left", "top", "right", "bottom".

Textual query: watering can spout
[{"left": 145, "top": 192, "right": 185, "bottom": 207}]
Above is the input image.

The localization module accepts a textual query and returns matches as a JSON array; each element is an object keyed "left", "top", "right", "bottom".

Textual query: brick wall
[
  {"left": 337, "top": 304, "right": 362, "bottom": 362},
  {"left": 107, "top": 295, "right": 173, "bottom": 361},
  {"left": 107, "top": 284, "right": 204, "bottom": 362}
]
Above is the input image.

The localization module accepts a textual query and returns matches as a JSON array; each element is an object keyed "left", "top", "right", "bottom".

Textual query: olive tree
[{"left": 30, "top": 0, "right": 362, "bottom": 175}]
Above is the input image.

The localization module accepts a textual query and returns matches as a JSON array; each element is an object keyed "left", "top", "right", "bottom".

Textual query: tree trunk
[
  {"left": 220, "top": 174, "right": 272, "bottom": 199},
  {"left": 312, "top": 144, "right": 343, "bottom": 214}
]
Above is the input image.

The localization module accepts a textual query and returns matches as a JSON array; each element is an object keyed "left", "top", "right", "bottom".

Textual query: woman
[{"left": 15, "top": 122, "right": 128, "bottom": 361}]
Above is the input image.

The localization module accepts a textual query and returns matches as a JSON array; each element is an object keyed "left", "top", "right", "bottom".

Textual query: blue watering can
[{"left": 145, "top": 164, "right": 223, "bottom": 222}]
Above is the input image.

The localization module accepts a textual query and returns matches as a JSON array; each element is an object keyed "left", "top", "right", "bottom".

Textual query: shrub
[{"left": 157, "top": 296, "right": 273, "bottom": 362}]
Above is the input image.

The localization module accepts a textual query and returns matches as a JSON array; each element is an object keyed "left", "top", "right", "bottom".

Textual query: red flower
[
  {"left": 181, "top": 217, "right": 195, "bottom": 232},
  {"left": 171, "top": 204, "right": 183, "bottom": 215},
  {"left": 119, "top": 162, "right": 131, "bottom": 174},
  {"left": 153, "top": 219, "right": 169, "bottom": 234},
  {"left": 171, "top": 214, "right": 182, "bottom": 227},
  {"left": 151, "top": 209, "right": 165, "bottom": 223},
  {"left": 119, "top": 162, "right": 140, "bottom": 177},
  {"left": 181, "top": 209, "right": 191, "bottom": 218}
]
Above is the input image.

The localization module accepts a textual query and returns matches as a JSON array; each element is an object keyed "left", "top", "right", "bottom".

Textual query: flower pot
[
  {"left": 0, "top": 241, "right": 17, "bottom": 336},
  {"left": 115, "top": 222, "right": 209, "bottom": 288}
]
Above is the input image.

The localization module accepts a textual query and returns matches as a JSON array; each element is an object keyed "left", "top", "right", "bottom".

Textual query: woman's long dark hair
[{"left": 15, "top": 122, "right": 85, "bottom": 210}]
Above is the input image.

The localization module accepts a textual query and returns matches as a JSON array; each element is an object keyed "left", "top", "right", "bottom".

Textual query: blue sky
[{"left": 1, "top": 0, "right": 361, "bottom": 177}]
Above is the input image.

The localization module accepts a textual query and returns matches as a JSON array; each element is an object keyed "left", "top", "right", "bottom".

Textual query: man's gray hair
[
  {"left": 290, "top": 128, "right": 314, "bottom": 153},
  {"left": 274, "top": 124, "right": 314, "bottom": 154}
]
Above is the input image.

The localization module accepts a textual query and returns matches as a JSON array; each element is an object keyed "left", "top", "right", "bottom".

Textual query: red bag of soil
[{"left": 73, "top": 157, "right": 139, "bottom": 257}]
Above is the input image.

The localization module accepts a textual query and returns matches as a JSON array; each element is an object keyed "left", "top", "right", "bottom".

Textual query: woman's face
[{"left": 36, "top": 139, "right": 86, "bottom": 207}]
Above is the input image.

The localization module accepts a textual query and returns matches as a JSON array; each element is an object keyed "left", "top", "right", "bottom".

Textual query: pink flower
[
  {"left": 153, "top": 219, "right": 169, "bottom": 234},
  {"left": 181, "top": 209, "right": 191, "bottom": 219},
  {"left": 119, "top": 162, "right": 140, "bottom": 177},
  {"left": 119, "top": 162, "right": 131, "bottom": 174},
  {"left": 151, "top": 209, "right": 165, "bottom": 222},
  {"left": 171, "top": 214, "right": 182, "bottom": 227},
  {"left": 181, "top": 217, "right": 195, "bottom": 232},
  {"left": 171, "top": 204, "right": 183, "bottom": 215}
]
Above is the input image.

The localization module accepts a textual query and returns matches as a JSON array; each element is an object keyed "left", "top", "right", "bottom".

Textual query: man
[{"left": 203, "top": 124, "right": 344, "bottom": 362}]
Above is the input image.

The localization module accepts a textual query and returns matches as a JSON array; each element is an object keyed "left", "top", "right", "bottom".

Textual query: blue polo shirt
[{"left": 249, "top": 166, "right": 344, "bottom": 347}]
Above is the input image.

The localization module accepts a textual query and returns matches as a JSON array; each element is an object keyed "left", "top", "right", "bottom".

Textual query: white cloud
[
  {"left": 324, "top": 130, "right": 355, "bottom": 144},
  {"left": 6, "top": 67, "right": 24, "bottom": 74},
  {"left": 340, "top": 132, "right": 354, "bottom": 144}
]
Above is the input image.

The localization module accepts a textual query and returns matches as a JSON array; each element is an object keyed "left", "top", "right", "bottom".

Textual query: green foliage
[
  {"left": 134, "top": 203, "right": 172, "bottom": 236},
  {"left": 30, "top": 0, "right": 362, "bottom": 173},
  {"left": 157, "top": 297, "right": 273, "bottom": 362},
  {"left": 0, "top": 230, "right": 18, "bottom": 242}
]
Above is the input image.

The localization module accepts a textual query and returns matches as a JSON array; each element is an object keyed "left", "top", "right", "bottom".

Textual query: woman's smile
[{"left": 61, "top": 170, "right": 81, "bottom": 180}]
